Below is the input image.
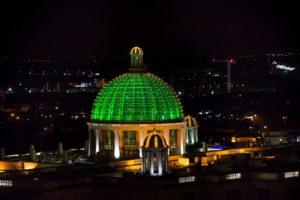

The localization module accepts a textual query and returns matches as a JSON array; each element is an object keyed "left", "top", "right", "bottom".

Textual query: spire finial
[{"left": 129, "top": 46, "right": 145, "bottom": 72}]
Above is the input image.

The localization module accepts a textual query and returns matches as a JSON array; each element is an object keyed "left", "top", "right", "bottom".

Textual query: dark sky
[{"left": 0, "top": 0, "right": 299, "bottom": 57}]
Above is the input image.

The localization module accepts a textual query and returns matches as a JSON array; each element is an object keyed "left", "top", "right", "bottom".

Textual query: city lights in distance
[
  {"left": 212, "top": 58, "right": 236, "bottom": 64},
  {"left": 0, "top": 180, "right": 13, "bottom": 187},
  {"left": 178, "top": 176, "right": 196, "bottom": 184},
  {"left": 228, "top": 58, "right": 236, "bottom": 63},
  {"left": 226, "top": 173, "right": 241, "bottom": 180},
  {"left": 272, "top": 61, "right": 295, "bottom": 71},
  {"left": 284, "top": 171, "right": 299, "bottom": 179}
]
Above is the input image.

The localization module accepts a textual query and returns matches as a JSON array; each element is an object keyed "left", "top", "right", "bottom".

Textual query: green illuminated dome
[{"left": 91, "top": 73, "right": 184, "bottom": 123}]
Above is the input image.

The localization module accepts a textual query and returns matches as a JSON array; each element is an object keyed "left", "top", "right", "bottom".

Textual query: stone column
[
  {"left": 147, "top": 152, "right": 151, "bottom": 173},
  {"left": 150, "top": 153, "right": 154, "bottom": 176},
  {"left": 141, "top": 150, "right": 145, "bottom": 173},
  {"left": 195, "top": 126, "right": 199, "bottom": 143},
  {"left": 191, "top": 128, "right": 195, "bottom": 144},
  {"left": 114, "top": 129, "right": 120, "bottom": 159},
  {"left": 157, "top": 151, "right": 162, "bottom": 176},
  {"left": 139, "top": 130, "right": 145, "bottom": 158},
  {"left": 118, "top": 130, "right": 124, "bottom": 158},
  {"left": 180, "top": 127, "right": 186, "bottom": 155},
  {"left": 176, "top": 129, "right": 181, "bottom": 154},
  {"left": 163, "top": 129, "right": 170, "bottom": 146},
  {"left": 95, "top": 129, "right": 100, "bottom": 154},
  {"left": 186, "top": 128, "right": 190, "bottom": 144}
]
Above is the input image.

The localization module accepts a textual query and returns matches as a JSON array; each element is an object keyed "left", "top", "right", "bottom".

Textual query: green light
[{"left": 91, "top": 73, "right": 184, "bottom": 123}]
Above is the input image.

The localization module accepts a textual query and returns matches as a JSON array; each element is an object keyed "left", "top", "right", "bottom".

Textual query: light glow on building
[
  {"left": 0, "top": 180, "right": 13, "bottom": 187},
  {"left": 284, "top": 171, "right": 299, "bottom": 179},
  {"left": 178, "top": 176, "right": 196, "bottom": 184},
  {"left": 226, "top": 173, "right": 241, "bottom": 180},
  {"left": 114, "top": 131, "right": 120, "bottom": 159},
  {"left": 273, "top": 61, "right": 295, "bottom": 71},
  {"left": 0, "top": 161, "right": 38, "bottom": 171},
  {"left": 276, "top": 65, "right": 295, "bottom": 71}
]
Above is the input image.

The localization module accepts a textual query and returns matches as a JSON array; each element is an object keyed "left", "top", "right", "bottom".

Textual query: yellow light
[
  {"left": 178, "top": 158, "right": 190, "bottom": 166},
  {"left": 0, "top": 161, "right": 38, "bottom": 171},
  {"left": 130, "top": 46, "right": 144, "bottom": 54},
  {"left": 263, "top": 125, "right": 267, "bottom": 129},
  {"left": 10, "top": 113, "right": 15, "bottom": 117},
  {"left": 24, "top": 162, "right": 38, "bottom": 170},
  {"left": 262, "top": 155, "right": 275, "bottom": 159},
  {"left": 236, "top": 137, "right": 256, "bottom": 143},
  {"left": 154, "top": 137, "right": 158, "bottom": 148},
  {"left": 231, "top": 137, "right": 236, "bottom": 143}
]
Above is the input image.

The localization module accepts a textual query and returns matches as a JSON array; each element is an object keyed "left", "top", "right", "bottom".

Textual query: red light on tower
[
  {"left": 228, "top": 58, "right": 236, "bottom": 64},
  {"left": 210, "top": 58, "right": 235, "bottom": 93}
]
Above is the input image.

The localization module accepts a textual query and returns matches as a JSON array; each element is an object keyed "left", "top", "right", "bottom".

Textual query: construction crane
[{"left": 212, "top": 58, "right": 236, "bottom": 94}]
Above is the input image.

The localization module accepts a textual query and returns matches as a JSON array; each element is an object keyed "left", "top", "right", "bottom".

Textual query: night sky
[{"left": 0, "top": 0, "right": 299, "bottom": 57}]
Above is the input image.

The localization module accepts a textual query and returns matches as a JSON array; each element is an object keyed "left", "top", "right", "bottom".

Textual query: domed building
[{"left": 88, "top": 47, "right": 186, "bottom": 159}]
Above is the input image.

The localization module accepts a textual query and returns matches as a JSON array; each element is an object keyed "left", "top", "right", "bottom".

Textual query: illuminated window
[
  {"left": 124, "top": 131, "right": 137, "bottom": 148},
  {"left": 103, "top": 130, "right": 114, "bottom": 150},
  {"left": 284, "top": 171, "right": 299, "bottom": 179},
  {"left": 170, "top": 129, "right": 177, "bottom": 149},
  {"left": 0, "top": 180, "right": 13, "bottom": 187},
  {"left": 225, "top": 173, "right": 241, "bottom": 180},
  {"left": 178, "top": 176, "right": 195, "bottom": 184}
]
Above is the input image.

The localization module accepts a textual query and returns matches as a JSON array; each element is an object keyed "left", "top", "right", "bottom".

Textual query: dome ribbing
[
  {"left": 142, "top": 131, "right": 168, "bottom": 148},
  {"left": 90, "top": 73, "right": 184, "bottom": 123}
]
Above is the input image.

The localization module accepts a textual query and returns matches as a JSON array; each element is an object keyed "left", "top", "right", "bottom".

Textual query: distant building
[{"left": 263, "top": 131, "right": 293, "bottom": 145}]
